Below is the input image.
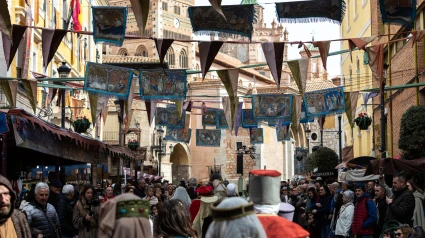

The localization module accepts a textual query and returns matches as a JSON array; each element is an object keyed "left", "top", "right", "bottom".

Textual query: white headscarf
[
  {"left": 206, "top": 197, "right": 267, "bottom": 238},
  {"left": 171, "top": 187, "right": 191, "bottom": 210}
]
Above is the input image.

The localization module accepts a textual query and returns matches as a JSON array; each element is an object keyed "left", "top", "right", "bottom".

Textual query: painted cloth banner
[
  {"left": 188, "top": 4, "right": 255, "bottom": 40},
  {"left": 276, "top": 125, "right": 290, "bottom": 142},
  {"left": 156, "top": 106, "right": 185, "bottom": 128},
  {"left": 0, "top": 113, "right": 9, "bottom": 134},
  {"left": 250, "top": 128, "right": 263, "bottom": 144},
  {"left": 300, "top": 100, "right": 314, "bottom": 123},
  {"left": 196, "top": 129, "right": 221, "bottom": 147},
  {"left": 275, "top": 0, "right": 346, "bottom": 24},
  {"left": 84, "top": 62, "right": 134, "bottom": 99},
  {"left": 140, "top": 69, "right": 187, "bottom": 100},
  {"left": 165, "top": 128, "right": 191, "bottom": 143},
  {"left": 379, "top": 0, "right": 416, "bottom": 28},
  {"left": 92, "top": 7, "right": 127, "bottom": 46},
  {"left": 304, "top": 86, "right": 346, "bottom": 117},
  {"left": 202, "top": 109, "right": 218, "bottom": 126},
  {"left": 242, "top": 109, "right": 257, "bottom": 128},
  {"left": 216, "top": 109, "right": 228, "bottom": 129},
  {"left": 252, "top": 94, "right": 292, "bottom": 120}
]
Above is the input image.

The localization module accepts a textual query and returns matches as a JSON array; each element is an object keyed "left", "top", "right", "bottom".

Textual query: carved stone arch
[
  {"left": 135, "top": 45, "right": 148, "bottom": 57},
  {"left": 118, "top": 48, "right": 128, "bottom": 56}
]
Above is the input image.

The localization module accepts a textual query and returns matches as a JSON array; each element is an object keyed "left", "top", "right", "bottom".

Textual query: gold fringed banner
[{"left": 21, "top": 79, "right": 38, "bottom": 113}]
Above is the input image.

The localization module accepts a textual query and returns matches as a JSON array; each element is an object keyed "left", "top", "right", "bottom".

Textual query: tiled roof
[
  {"left": 300, "top": 43, "right": 319, "bottom": 52},
  {"left": 102, "top": 55, "right": 160, "bottom": 64},
  {"left": 289, "top": 78, "right": 337, "bottom": 93}
]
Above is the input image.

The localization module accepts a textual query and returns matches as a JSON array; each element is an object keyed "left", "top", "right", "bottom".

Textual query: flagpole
[{"left": 414, "top": 22, "right": 419, "bottom": 106}]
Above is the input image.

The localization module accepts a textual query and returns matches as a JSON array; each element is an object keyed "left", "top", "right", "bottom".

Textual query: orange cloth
[
  {"left": 257, "top": 215, "right": 309, "bottom": 238},
  {"left": 0, "top": 217, "right": 18, "bottom": 238}
]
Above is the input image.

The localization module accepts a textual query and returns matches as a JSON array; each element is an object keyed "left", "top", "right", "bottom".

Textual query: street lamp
[
  {"left": 114, "top": 100, "right": 123, "bottom": 146},
  {"left": 380, "top": 63, "right": 389, "bottom": 158},
  {"left": 305, "top": 124, "right": 311, "bottom": 154},
  {"left": 57, "top": 62, "right": 71, "bottom": 128},
  {"left": 154, "top": 127, "right": 166, "bottom": 176},
  {"left": 337, "top": 113, "right": 342, "bottom": 163}
]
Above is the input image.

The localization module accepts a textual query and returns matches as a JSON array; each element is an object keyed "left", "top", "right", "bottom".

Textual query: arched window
[
  {"left": 166, "top": 47, "right": 175, "bottom": 66},
  {"left": 179, "top": 49, "right": 188, "bottom": 68},
  {"left": 135, "top": 45, "right": 148, "bottom": 57},
  {"left": 356, "top": 57, "right": 360, "bottom": 75},
  {"left": 118, "top": 48, "right": 128, "bottom": 56}
]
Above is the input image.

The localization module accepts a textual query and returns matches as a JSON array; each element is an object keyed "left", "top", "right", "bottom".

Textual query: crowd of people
[{"left": 0, "top": 169, "right": 424, "bottom": 237}]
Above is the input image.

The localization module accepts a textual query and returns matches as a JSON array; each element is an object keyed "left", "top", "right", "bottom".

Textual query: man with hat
[
  {"left": 191, "top": 186, "right": 218, "bottom": 238},
  {"left": 48, "top": 179, "right": 62, "bottom": 209},
  {"left": 352, "top": 183, "right": 377, "bottom": 238},
  {"left": 249, "top": 170, "right": 309, "bottom": 238}
]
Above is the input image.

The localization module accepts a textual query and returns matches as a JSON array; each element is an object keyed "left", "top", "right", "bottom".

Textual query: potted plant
[
  {"left": 128, "top": 140, "right": 139, "bottom": 150},
  {"left": 354, "top": 112, "right": 372, "bottom": 130},
  {"left": 72, "top": 116, "right": 91, "bottom": 133}
]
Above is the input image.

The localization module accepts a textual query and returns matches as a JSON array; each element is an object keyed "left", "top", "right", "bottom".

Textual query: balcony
[{"left": 103, "top": 131, "right": 119, "bottom": 145}]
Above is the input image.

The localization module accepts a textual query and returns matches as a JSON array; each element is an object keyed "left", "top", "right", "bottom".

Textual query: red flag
[{"left": 71, "top": 0, "right": 82, "bottom": 31}]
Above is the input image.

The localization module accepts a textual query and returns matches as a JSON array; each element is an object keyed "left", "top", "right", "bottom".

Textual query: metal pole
[
  {"left": 320, "top": 128, "right": 323, "bottom": 147},
  {"left": 61, "top": 89, "right": 66, "bottom": 128},
  {"left": 118, "top": 121, "right": 122, "bottom": 146},
  {"left": 158, "top": 137, "right": 162, "bottom": 176},
  {"left": 338, "top": 115, "right": 342, "bottom": 163},
  {"left": 380, "top": 82, "right": 386, "bottom": 158}
]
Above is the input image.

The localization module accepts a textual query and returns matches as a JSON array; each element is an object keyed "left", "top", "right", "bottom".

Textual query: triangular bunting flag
[
  {"left": 0, "top": 80, "right": 17, "bottom": 107},
  {"left": 234, "top": 102, "right": 243, "bottom": 136},
  {"left": 174, "top": 100, "right": 184, "bottom": 118},
  {"left": 312, "top": 41, "right": 331, "bottom": 71},
  {"left": 201, "top": 102, "right": 207, "bottom": 115},
  {"left": 262, "top": 42, "right": 285, "bottom": 88},
  {"left": 348, "top": 36, "right": 376, "bottom": 61},
  {"left": 145, "top": 100, "right": 157, "bottom": 126},
  {"left": 199, "top": 41, "right": 223, "bottom": 80},
  {"left": 344, "top": 91, "right": 359, "bottom": 126},
  {"left": 154, "top": 38, "right": 174, "bottom": 69},
  {"left": 2, "top": 25, "right": 27, "bottom": 70},
  {"left": 123, "top": 79, "right": 136, "bottom": 131},
  {"left": 0, "top": 0, "right": 12, "bottom": 41},
  {"left": 129, "top": 0, "right": 150, "bottom": 33},
  {"left": 183, "top": 101, "right": 192, "bottom": 112},
  {"left": 217, "top": 69, "right": 239, "bottom": 98},
  {"left": 410, "top": 30, "right": 425, "bottom": 48},
  {"left": 88, "top": 93, "right": 98, "bottom": 125},
  {"left": 318, "top": 116, "right": 326, "bottom": 130},
  {"left": 42, "top": 28, "right": 67, "bottom": 69},
  {"left": 298, "top": 43, "right": 311, "bottom": 58},
  {"left": 366, "top": 44, "right": 385, "bottom": 83},
  {"left": 291, "top": 95, "right": 302, "bottom": 135},
  {"left": 208, "top": 0, "right": 226, "bottom": 21},
  {"left": 102, "top": 106, "right": 109, "bottom": 126},
  {"left": 288, "top": 59, "right": 309, "bottom": 98},
  {"left": 222, "top": 96, "right": 239, "bottom": 133},
  {"left": 21, "top": 79, "right": 38, "bottom": 113}
]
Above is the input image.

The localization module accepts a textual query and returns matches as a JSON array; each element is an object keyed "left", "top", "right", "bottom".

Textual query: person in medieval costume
[
  {"left": 191, "top": 186, "right": 218, "bottom": 238},
  {"left": 249, "top": 170, "right": 310, "bottom": 238},
  {"left": 210, "top": 172, "right": 227, "bottom": 202}
]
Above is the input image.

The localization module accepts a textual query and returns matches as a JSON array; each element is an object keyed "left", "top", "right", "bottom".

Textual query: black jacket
[
  {"left": 374, "top": 197, "right": 388, "bottom": 238},
  {"left": 384, "top": 186, "right": 415, "bottom": 225},
  {"left": 56, "top": 194, "right": 77, "bottom": 237},
  {"left": 134, "top": 186, "right": 146, "bottom": 199}
]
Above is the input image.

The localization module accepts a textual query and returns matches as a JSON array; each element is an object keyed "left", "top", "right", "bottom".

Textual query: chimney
[{"left": 331, "top": 76, "right": 341, "bottom": 86}]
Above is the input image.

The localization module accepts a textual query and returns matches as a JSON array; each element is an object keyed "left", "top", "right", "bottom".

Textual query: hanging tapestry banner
[
  {"left": 165, "top": 128, "right": 191, "bottom": 143},
  {"left": 139, "top": 69, "right": 187, "bottom": 100},
  {"left": 250, "top": 128, "right": 263, "bottom": 144},
  {"left": 84, "top": 62, "right": 134, "bottom": 99},
  {"left": 92, "top": 6, "right": 127, "bottom": 46},
  {"left": 252, "top": 94, "right": 292, "bottom": 120},
  {"left": 275, "top": 0, "right": 346, "bottom": 24},
  {"left": 0, "top": 113, "right": 9, "bottom": 134},
  {"left": 378, "top": 0, "right": 416, "bottom": 28},
  {"left": 188, "top": 4, "right": 255, "bottom": 40},
  {"left": 202, "top": 109, "right": 218, "bottom": 126},
  {"left": 196, "top": 129, "right": 221, "bottom": 147},
  {"left": 304, "top": 86, "right": 346, "bottom": 117},
  {"left": 216, "top": 109, "right": 228, "bottom": 129},
  {"left": 155, "top": 106, "right": 185, "bottom": 128},
  {"left": 276, "top": 125, "right": 290, "bottom": 142},
  {"left": 242, "top": 109, "right": 257, "bottom": 128},
  {"left": 300, "top": 101, "right": 314, "bottom": 124}
]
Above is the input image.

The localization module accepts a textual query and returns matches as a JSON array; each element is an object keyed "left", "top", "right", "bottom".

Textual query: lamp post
[
  {"left": 57, "top": 62, "right": 71, "bottom": 128},
  {"left": 113, "top": 100, "right": 123, "bottom": 146},
  {"left": 305, "top": 125, "right": 311, "bottom": 154},
  {"left": 380, "top": 63, "right": 389, "bottom": 159},
  {"left": 155, "top": 127, "right": 166, "bottom": 176},
  {"left": 337, "top": 113, "right": 342, "bottom": 163}
]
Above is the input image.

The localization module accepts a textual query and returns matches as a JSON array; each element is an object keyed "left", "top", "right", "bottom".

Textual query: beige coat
[
  {"left": 73, "top": 199, "right": 100, "bottom": 238},
  {"left": 413, "top": 191, "right": 425, "bottom": 229}
]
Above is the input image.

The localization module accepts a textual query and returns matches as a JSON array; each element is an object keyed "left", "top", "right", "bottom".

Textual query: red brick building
[{"left": 371, "top": 0, "right": 425, "bottom": 157}]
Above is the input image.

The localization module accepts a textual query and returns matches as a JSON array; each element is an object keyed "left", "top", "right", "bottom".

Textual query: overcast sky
[{"left": 194, "top": 0, "right": 342, "bottom": 78}]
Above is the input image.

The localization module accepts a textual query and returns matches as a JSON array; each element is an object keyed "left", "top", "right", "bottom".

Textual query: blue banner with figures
[
  {"left": 165, "top": 128, "right": 191, "bottom": 143},
  {"left": 202, "top": 109, "right": 218, "bottom": 126},
  {"left": 155, "top": 106, "right": 185, "bottom": 128},
  {"left": 92, "top": 6, "right": 127, "bottom": 46},
  {"left": 242, "top": 109, "right": 257, "bottom": 128},
  {"left": 196, "top": 129, "right": 221, "bottom": 147},
  {"left": 252, "top": 94, "right": 292, "bottom": 120},
  {"left": 140, "top": 69, "right": 187, "bottom": 100},
  {"left": 250, "top": 128, "right": 263, "bottom": 144},
  {"left": 304, "top": 86, "right": 346, "bottom": 117}
]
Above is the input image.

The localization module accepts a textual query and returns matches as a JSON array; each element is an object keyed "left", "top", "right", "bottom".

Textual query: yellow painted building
[
  {"left": 1, "top": 0, "right": 106, "bottom": 127},
  {"left": 340, "top": 0, "right": 374, "bottom": 158}
]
